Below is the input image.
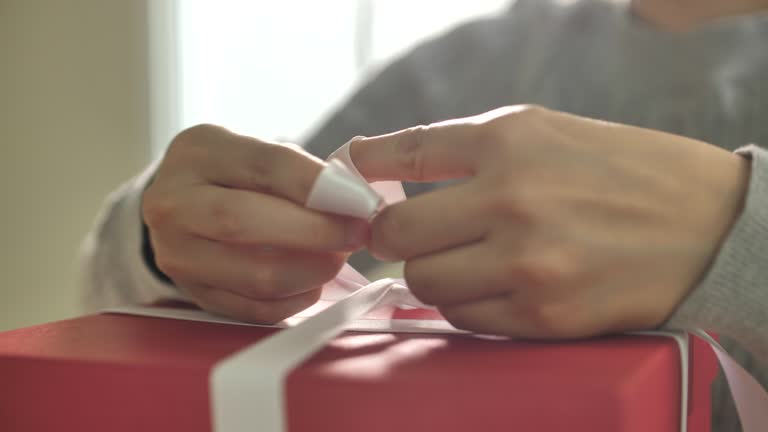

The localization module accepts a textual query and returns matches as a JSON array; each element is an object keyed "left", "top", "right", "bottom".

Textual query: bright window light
[{"left": 157, "top": 0, "right": 509, "bottom": 153}]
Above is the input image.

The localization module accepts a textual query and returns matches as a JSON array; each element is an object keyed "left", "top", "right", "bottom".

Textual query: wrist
[{"left": 656, "top": 148, "right": 751, "bottom": 325}]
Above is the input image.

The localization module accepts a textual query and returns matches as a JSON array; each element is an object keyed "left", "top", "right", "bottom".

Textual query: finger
[
  {"left": 153, "top": 233, "right": 347, "bottom": 300},
  {"left": 350, "top": 119, "right": 482, "bottom": 182},
  {"left": 439, "top": 296, "right": 599, "bottom": 339},
  {"left": 369, "top": 181, "right": 488, "bottom": 261},
  {"left": 403, "top": 241, "right": 512, "bottom": 306},
  {"left": 407, "top": 233, "right": 587, "bottom": 306},
  {"left": 177, "top": 184, "right": 369, "bottom": 250},
  {"left": 179, "top": 280, "right": 322, "bottom": 325},
  {"left": 183, "top": 125, "right": 325, "bottom": 204}
]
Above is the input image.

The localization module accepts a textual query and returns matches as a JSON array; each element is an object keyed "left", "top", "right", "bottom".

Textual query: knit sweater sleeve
[
  {"left": 79, "top": 160, "right": 183, "bottom": 311},
  {"left": 666, "top": 145, "right": 768, "bottom": 365}
]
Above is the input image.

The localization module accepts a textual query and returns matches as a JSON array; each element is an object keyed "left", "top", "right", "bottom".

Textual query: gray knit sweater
[{"left": 81, "top": 1, "right": 768, "bottom": 430}]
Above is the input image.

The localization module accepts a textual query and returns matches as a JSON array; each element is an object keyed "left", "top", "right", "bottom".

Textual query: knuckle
[
  {"left": 371, "top": 207, "right": 409, "bottom": 258},
  {"left": 142, "top": 189, "right": 177, "bottom": 228},
  {"left": 396, "top": 125, "right": 428, "bottom": 181},
  {"left": 263, "top": 141, "right": 294, "bottom": 163},
  {"left": 280, "top": 141, "right": 303, "bottom": 152},
  {"left": 168, "top": 124, "right": 222, "bottom": 157},
  {"left": 526, "top": 303, "right": 568, "bottom": 336},
  {"left": 244, "top": 265, "right": 281, "bottom": 299},
  {"left": 477, "top": 118, "right": 508, "bottom": 147},
  {"left": 500, "top": 104, "right": 548, "bottom": 124},
  {"left": 479, "top": 104, "right": 548, "bottom": 150},
  {"left": 292, "top": 163, "right": 319, "bottom": 201},
  {"left": 239, "top": 154, "right": 272, "bottom": 196},
  {"left": 515, "top": 104, "right": 548, "bottom": 118},
  {"left": 175, "top": 123, "right": 224, "bottom": 143},
  {"left": 523, "top": 302, "right": 585, "bottom": 338},
  {"left": 503, "top": 256, "right": 569, "bottom": 291},
  {"left": 533, "top": 248, "right": 580, "bottom": 288},
  {"left": 208, "top": 199, "right": 245, "bottom": 241},
  {"left": 242, "top": 143, "right": 301, "bottom": 196},
  {"left": 485, "top": 181, "right": 536, "bottom": 225},
  {"left": 474, "top": 105, "right": 551, "bottom": 163}
]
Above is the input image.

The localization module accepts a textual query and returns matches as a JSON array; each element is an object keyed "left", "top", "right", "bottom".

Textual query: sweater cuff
[{"left": 666, "top": 145, "right": 768, "bottom": 359}]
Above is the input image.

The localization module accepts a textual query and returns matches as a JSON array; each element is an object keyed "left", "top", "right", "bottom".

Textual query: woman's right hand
[{"left": 142, "top": 124, "right": 369, "bottom": 323}]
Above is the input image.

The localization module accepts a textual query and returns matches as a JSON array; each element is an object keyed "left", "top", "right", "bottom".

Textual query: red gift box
[{"left": 0, "top": 307, "right": 718, "bottom": 432}]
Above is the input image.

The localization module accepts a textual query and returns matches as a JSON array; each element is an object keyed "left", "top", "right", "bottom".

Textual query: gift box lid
[{"left": 0, "top": 308, "right": 717, "bottom": 432}]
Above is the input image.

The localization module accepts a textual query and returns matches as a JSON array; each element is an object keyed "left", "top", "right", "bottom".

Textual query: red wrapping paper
[{"left": 0, "top": 310, "right": 718, "bottom": 432}]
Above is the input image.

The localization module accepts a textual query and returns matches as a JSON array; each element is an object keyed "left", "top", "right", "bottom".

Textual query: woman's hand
[
  {"left": 353, "top": 106, "right": 749, "bottom": 338},
  {"left": 142, "top": 125, "right": 368, "bottom": 323}
]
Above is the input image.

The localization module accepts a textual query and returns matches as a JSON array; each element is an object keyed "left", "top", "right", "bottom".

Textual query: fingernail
[{"left": 306, "top": 159, "right": 382, "bottom": 219}]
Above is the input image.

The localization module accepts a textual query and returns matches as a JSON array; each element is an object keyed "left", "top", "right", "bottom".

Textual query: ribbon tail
[{"left": 692, "top": 330, "right": 768, "bottom": 432}]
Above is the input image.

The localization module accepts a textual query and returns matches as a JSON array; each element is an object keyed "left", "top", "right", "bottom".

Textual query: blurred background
[{"left": 0, "top": 0, "right": 508, "bottom": 331}]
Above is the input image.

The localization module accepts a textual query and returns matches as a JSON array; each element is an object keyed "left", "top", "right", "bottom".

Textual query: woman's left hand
[{"left": 351, "top": 105, "right": 749, "bottom": 338}]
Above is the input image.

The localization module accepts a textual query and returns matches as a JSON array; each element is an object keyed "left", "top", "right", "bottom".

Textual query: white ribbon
[
  {"left": 692, "top": 330, "right": 768, "bottom": 431},
  {"left": 210, "top": 278, "right": 403, "bottom": 432}
]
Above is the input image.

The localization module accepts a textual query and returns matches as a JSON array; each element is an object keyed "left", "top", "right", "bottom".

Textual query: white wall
[
  {"left": 0, "top": 0, "right": 151, "bottom": 330},
  {"left": 175, "top": 0, "right": 509, "bottom": 147},
  {"left": 0, "top": 0, "right": 510, "bottom": 331}
]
